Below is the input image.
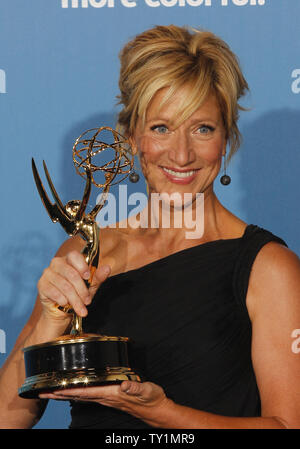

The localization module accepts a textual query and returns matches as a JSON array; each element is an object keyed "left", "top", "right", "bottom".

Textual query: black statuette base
[{"left": 18, "top": 335, "right": 141, "bottom": 399}]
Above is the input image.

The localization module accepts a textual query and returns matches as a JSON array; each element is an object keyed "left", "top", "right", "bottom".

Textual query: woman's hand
[
  {"left": 39, "top": 381, "right": 172, "bottom": 427},
  {"left": 37, "top": 250, "right": 111, "bottom": 322}
]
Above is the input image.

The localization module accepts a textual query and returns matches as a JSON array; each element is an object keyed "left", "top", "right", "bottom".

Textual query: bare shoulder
[
  {"left": 246, "top": 242, "right": 300, "bottom": 427},
  {"left": 215, "top": 200, "right": 248, "bottom": 239},
  {"left": 54, "top": 226, "right": 135, "bottom": 275},
  {"left": 99, "top": 225, "right": 131, "bottom": 254},
  {"left": 98, "top": 225, "right": 133, "bottom": 274},
  {"left": 55, "top": 235, "right": 86, "bottom": 257},
  {"left": 246, "top": 241, "right": 300, "bottom": 321},
  {"left": 55, "top": 226, "right": 127, "bottom": 258}
]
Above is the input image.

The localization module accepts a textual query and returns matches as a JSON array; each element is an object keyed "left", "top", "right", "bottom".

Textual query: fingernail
[
  {"left": 84, "top": 295, "right": 91, "bottom": 305},
  {"left": 83, "top": 271, "right": 90, "bottom": 280},
  {"left": 80, "top": 306, "right": 87, "bottom": 316}
]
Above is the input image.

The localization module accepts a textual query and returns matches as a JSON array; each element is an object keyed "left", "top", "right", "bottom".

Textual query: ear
[
  {"left": 128, "top": 135, "right": 138, "bottom": 155},
  {"left": 222, "top": 140, "right": 227, "bottom": 157}
]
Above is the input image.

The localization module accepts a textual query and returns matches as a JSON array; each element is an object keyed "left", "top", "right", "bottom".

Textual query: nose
[{"left": 168, "top": 129, "right": 195, "bottom": 166}]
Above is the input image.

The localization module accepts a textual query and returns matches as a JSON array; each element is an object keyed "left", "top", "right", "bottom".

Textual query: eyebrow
[
  {"left": 146, "top": 117, "right": 171, "bottom": 123},
  {"left": 188, "top": 117, "right": 219, "bottom": 124},
  {"left": 146, "top": 116, "right": 220, "bottom": 126}
]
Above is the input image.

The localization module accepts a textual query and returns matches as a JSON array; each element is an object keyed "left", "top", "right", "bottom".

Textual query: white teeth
[{"left": 162, "top": 167, "right": 196, "bottom": 178}]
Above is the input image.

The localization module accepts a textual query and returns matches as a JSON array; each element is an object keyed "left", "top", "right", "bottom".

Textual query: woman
[{"left": 0, "top": 25, "right": 299, "bottom": 429}]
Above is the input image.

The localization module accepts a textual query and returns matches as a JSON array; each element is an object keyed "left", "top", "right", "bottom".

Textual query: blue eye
[
  {"left": 198, "top": 125, "right": 214, "bottom": 134},
  {"left": 151, "top": 125, "right": 168, "bottom": 134}
]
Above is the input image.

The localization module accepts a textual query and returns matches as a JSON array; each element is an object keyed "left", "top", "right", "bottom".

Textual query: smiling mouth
[{"left": 161, "top": 166, "right": 199, "bottom": 179}]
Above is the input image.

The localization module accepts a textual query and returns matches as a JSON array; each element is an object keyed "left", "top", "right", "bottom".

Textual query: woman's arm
[
  {"left": 42, "top": 242, "right": 300, "bottom": 429},
  {"left": 0, "top": 299, "right": 70, "bottom": 429},
  {"left": 245, "top": 242, "right": 300, "bottom": 429},
  {"left": 0, "top": 236, "right": 111, "bottom": 429},
  {"left": 0, "top": 237, "right": 76, "bottom": 429}
]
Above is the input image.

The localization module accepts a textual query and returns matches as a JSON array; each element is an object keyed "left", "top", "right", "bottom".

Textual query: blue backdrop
[{"left": 0, "top": 1, "right": 299, "bottom": 429}]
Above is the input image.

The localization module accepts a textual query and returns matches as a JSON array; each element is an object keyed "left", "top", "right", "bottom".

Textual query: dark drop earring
[
  {"left": 220, "top": 154, "right": 231, "bottom": 186},
  {"left": 129, "top": 157, "right": 140, "bottom": 183},
  {"left": 129, "top": 170, "right": 140, "bottom": 183}
]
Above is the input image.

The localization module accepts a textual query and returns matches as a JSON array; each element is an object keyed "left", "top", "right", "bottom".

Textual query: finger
[
  {"left": 120, "top": 381, "right": 144, "bottom": 396},
  {"left": 50, "top": 259, "right": 91, "bottom": 305},
  {"left": 52, "top": 385, "right": 120, "bottom": 400},
  {"left": 65, "top": 251, "right": 91, "bottom": 281},
  {"left": 39, "top": 393, "right": 76, "bottom": 402},
  {"left": 38, "top": 278, "right": 69, "bottom": 308},
  {"left": 46, "top": 272, "right": 88, "bottom": 317},
  {"left": 89, "top": 265, "right": 111, "bottom": 296}
]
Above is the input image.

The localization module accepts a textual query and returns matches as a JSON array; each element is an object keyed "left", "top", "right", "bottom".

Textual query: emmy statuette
[{"left": 19, "top": 127, "right": 141, "bottom": 399}]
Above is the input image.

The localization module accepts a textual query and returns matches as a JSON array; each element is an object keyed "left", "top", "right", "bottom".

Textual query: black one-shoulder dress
[{"left": 69, "top": 224, "right": 287, "bottom": 429}]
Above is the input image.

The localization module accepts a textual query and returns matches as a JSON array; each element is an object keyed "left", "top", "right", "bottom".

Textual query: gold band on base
[
  {"left": 18, "top": 367, "right": 141, "bottom": 399},
  {"left": 22, "top": 333, "right": 129, "bottom": 352}
]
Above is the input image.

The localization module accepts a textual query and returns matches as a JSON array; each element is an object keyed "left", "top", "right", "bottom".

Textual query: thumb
[
  {"left": 120, "top": 381, "right": 145, "bottom": 397},
  {"left": 88, "top": 264, "right": 111, "bottom": 297}
]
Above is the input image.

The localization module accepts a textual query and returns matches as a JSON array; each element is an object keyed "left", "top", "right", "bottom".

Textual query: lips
[{"left": 160, "top": 166, "right": 199, "bottom": 184}]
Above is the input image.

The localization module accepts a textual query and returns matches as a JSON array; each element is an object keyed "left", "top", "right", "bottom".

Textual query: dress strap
[{"left": 232, "top": 224, "right": 288, "bottom": 316}]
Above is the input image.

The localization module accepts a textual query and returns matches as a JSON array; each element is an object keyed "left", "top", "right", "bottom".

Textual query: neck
[{"left": 128, "top": 186, "right": 226, "bottom": 247}]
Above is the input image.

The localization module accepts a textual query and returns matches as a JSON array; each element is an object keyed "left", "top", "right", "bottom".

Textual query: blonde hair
[{"left": 117, "top": 25, "right": 249, "bottom": 161}]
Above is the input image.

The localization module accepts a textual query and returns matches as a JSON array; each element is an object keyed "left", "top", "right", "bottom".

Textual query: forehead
[{"left": 145, "top": 87, "right": 222, "bottom": 124}]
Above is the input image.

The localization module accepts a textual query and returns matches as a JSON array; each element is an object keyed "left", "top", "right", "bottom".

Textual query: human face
[{"left": 130, "top": 87, "right": 227, "bottom": 200}]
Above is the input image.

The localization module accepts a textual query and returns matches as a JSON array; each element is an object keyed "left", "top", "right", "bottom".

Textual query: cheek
[
  {"left": 136, "top": 136, "right": 165, "bottom": 162},
  {"left": 198, "top": 137, "right": 225, "bottom": 165}
]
